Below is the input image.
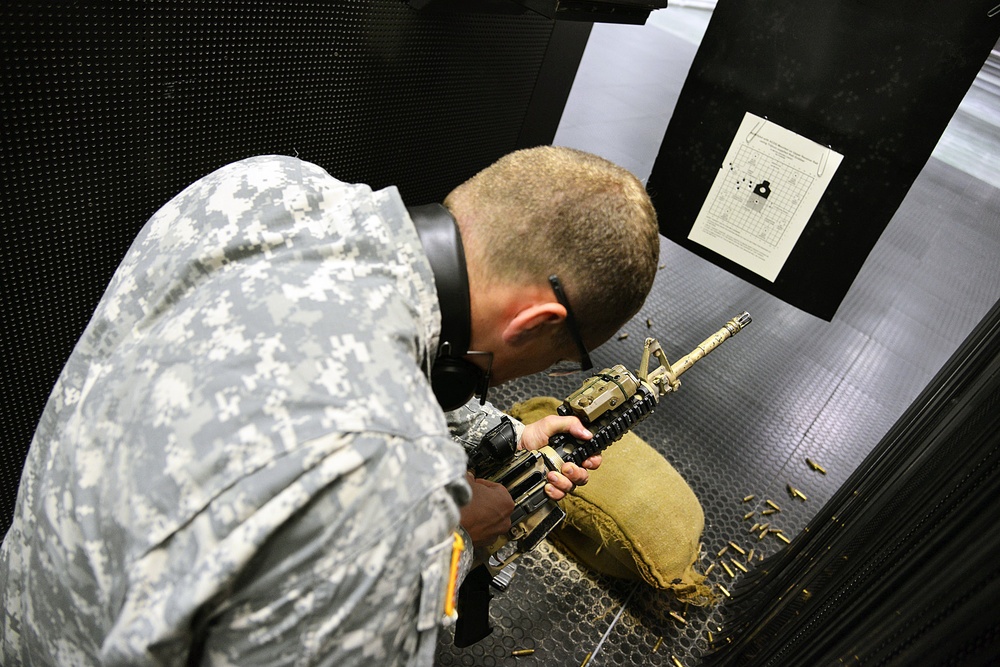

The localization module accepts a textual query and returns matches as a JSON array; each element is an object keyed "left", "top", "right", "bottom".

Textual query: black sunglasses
[{"left": 546, "top": 274, "right": 593, "bottom": 376}]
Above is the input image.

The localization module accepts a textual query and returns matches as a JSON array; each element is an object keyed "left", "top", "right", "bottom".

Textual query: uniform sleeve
[
  {"left": 193, "top": 444, "right": 465, "bottom": 667},
  {"left": 445, "top": 398, "right": 525, "bottom": 462}
]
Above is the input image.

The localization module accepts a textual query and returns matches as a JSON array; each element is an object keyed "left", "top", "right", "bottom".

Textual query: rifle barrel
[{"left": 669, "top": 311, "right": 751, "bottom": 380}]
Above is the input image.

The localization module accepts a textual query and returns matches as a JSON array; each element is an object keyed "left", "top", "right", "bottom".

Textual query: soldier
[{"left": 1, "top": 146, "right": 659, "bottom": 666}]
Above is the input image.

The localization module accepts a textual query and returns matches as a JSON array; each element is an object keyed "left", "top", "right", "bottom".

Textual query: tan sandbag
[
  {"left": 507, "top": 396, "right": 713, "bottom": 604},
  {"left": 549, "top": 522, "right": 641, "bottom": 582}
]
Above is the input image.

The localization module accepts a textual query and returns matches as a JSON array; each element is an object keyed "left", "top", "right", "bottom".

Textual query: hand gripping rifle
[{"left": 453, "top": 311, "right": 752, "bottom": 647}]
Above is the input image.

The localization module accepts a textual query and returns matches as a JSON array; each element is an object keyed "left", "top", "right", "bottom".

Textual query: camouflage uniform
[
  {"left": 0, "top": 155, "right": 499, "bottom": 666},
  {"left": 447, "top": 400, "right": 523, "bottom": 457}
]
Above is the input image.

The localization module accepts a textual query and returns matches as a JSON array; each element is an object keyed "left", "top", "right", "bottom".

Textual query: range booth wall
[
  {"left": 702, "top": 295, "right": 1000, "bottom": 666},
  {"left": 1, "top": 0, "right": 599, "bottom": 534}
]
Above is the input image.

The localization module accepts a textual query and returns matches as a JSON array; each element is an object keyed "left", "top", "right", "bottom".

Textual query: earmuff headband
[{"left": 408, "top": 204, "right": 490, "bottom": 410}]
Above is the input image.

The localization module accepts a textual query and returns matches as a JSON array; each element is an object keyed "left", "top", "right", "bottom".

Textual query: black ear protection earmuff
[{"left": 407, "top": 204, "right": 491, "bottom": 411}]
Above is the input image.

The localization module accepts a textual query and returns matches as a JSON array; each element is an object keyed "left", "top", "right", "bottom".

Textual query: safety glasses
[{"left": 546, "top": 274, "right": 593, "bottom": 377}]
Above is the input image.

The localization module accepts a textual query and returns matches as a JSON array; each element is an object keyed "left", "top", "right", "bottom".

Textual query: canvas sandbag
[{"left": 507, "top": 397, "right": 711, "bottom": 603}]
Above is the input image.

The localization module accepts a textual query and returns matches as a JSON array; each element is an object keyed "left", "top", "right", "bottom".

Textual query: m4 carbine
[{"left": 454, "top": 311, "right": 751, "bottom": 647}]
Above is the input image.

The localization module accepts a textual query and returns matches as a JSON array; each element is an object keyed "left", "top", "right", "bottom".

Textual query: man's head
[{"left": 444, "top": 146, "right": 660, "bottom": 384}]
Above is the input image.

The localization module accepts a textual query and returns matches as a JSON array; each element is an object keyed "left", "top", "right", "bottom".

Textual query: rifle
[{"left": 453, "top": 312, "right": 752, "bottom": 647}]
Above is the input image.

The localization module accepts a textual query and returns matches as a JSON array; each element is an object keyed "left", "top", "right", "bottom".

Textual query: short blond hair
[{"left": 445, "top": 146, "right": 659, "bottom": 342}]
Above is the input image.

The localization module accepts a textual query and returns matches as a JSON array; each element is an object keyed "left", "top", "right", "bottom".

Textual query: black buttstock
[{"left": 453, "top": 564, "right": 494, "bottom": 647}]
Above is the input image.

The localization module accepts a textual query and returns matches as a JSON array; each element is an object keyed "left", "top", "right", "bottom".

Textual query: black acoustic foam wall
[{"left": 0, "top": 0, "right": 590, "bottom": 533}]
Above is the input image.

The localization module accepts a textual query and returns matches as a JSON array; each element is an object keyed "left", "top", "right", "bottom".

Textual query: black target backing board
[{"left": 647, "top": 1, "right": 1000, "bottom": 321}]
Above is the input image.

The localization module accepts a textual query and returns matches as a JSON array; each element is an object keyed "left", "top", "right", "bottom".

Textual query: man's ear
[{"left": 501, "top": 302, "right": 566, "bottom": 346}]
